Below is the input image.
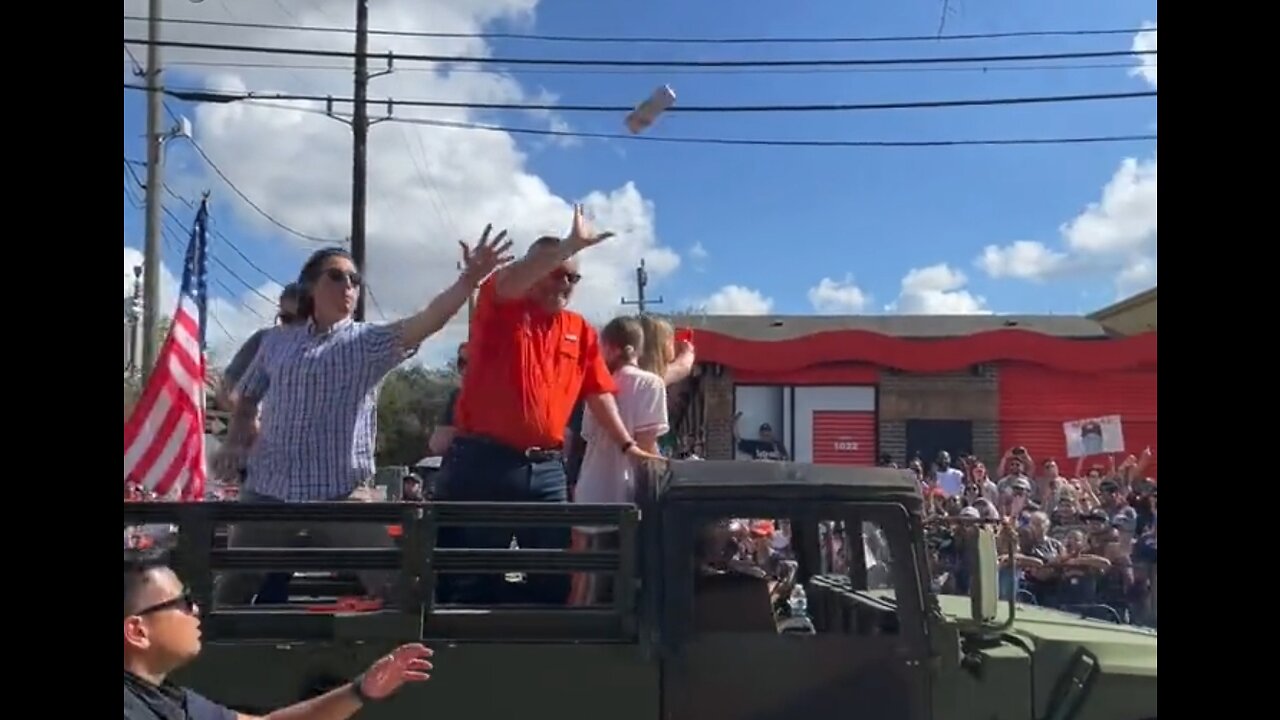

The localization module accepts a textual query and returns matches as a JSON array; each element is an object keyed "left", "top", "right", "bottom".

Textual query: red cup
[{"left": 674, "top": 328, "right": 694, "bottom": 344}]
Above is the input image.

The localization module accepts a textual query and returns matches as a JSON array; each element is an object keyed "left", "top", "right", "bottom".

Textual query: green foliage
[{"left": 376, "top": 365, "right": 460, "bottom": 466}]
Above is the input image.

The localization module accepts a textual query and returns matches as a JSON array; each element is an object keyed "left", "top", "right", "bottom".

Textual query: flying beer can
[{"left": 625, "top": 84, "right": 677, "bottom": 134}]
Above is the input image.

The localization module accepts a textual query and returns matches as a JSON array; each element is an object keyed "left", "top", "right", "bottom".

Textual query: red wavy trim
[{"left": 695, "top": 329, "right": 1157, "bottom": 374}]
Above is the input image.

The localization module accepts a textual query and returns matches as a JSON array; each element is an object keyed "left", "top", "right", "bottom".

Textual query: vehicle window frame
[{"left": 661, "top": 500, "right": 930, "bottom": 654}]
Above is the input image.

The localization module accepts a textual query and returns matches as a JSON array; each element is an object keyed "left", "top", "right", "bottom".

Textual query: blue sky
[{"left": 123, "top": 0, "right": 1157, "bottom": 361}]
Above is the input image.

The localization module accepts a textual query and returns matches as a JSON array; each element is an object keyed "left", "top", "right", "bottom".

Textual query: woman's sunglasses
[{"left": 323, "top": 268, "right": 363, "bottom": 286}]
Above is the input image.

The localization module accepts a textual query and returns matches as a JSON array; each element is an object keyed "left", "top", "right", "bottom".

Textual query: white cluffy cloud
[
  {"left": 1130, "top": 21, "right": 1158, "bottom": 89},
  {"left": 976, "top": 23, "right": 1157, "bottom": 299},
  {"left": 698, "top": 285, "right": 774, "bottom": 315},
  {"left": 122, "top": 0, "right": 680, "bottom": 364},
  {"left": 807, "top": 276, "right": 870, "bottom": 314},
  {"left": 889, "top": 263, "right": 990, "bottom": 315}
]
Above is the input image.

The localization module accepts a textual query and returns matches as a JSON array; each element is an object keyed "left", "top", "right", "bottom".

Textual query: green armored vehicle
[{"left": 123, "top": 461, "right": 1157, "bottom": 720}]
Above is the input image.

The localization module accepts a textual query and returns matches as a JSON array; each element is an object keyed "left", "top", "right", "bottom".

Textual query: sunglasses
[
  {"left": 323, "top": 268, "right": 363, "bottom": 286},
  {"left": 131, "top": 590, "right": 198, "bottom": 618},
  {"left": 278, "top": 311, "right": 297, "bottom": 324},
  {"left": 552, "top": 269, "right": 582, "bottom": 285}
]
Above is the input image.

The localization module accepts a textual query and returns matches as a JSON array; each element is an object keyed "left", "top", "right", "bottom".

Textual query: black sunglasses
[
  {"left": 323, "top": 268, "right": 363, "bottom": 286},
  {"left": 552, "top": 269, "right": 582, "bottom": 285},
  {"left": 131, "top": 590, "right": 198, "bottom": 618},
  {"left": 278, "top": 311, "right": 297, "bottom": 324}
]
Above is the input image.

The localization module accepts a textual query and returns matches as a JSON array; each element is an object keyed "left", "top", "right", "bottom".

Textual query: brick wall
[
  {"left": 877, "top": 365, "right": 1001, "bottom": 467},
  {"left": 702, "top": 367, "right": 736, "bottom": 459}
]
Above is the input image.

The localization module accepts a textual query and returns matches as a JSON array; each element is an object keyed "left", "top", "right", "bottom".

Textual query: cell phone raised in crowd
[{"left": 675, "top": 327, "right": 695, "bottom": 345}]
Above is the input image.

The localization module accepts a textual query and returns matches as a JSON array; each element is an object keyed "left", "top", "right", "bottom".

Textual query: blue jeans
[{"left": 436, "top": 436, "right": 570, "bottom": 605}]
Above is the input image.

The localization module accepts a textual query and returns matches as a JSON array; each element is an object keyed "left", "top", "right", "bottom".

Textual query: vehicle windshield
[{"left": 696, "top": 518, "right": 897, "bottom": 598}]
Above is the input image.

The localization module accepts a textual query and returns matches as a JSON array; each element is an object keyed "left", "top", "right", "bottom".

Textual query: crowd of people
[{"left": 914, "top": 448, "right": 1157, "bottom": 627}]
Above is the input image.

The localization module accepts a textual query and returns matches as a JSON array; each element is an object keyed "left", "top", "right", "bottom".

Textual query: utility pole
[
  {"left": 621, "top": 259, "right": 663, "bottom": 315},
  {"left": 350, "top": 0, "right": 371, "bottom": 321},
  {"left": 140, "top": 0, "right": 165, "bottom": 378},
  {"left": 338, "top": 0, "right": 393, "bottom": 321}
]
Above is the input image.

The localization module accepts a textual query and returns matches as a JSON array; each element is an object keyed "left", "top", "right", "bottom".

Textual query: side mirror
[{"left": 968, "top": 526, "right": 999, "bottom": 623}]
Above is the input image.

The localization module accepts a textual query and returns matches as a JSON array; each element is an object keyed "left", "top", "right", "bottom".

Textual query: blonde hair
[{"left": 637, "top": 316, "right": 674, "bottom": 379}]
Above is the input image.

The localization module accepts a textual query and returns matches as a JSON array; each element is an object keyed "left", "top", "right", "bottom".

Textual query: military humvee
[{"left": 123, "top": 461, "right": 1157, "bottom": 720}]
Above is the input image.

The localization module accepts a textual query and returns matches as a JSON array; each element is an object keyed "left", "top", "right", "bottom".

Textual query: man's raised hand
[
  {"left": 460, "top": 224, "right": 515, "bottom": 286},
  {"left": 568, "top": 204, "right": 615, "bottom": 248},
  {"left": 358, "top": 643, "right": 434, "bottom": 700}
]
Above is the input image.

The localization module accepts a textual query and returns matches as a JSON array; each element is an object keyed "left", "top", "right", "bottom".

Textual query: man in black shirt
[
  {"left": 124, "top": 551, "right": 433, "bottom": 720},
  {"left": 732, "top": 412, "right": 789, "bottom": 461}
]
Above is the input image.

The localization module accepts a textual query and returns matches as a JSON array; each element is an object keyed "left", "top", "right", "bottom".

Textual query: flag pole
[{"left": 198, "top": 192, "right": 211, "bottom": 422}]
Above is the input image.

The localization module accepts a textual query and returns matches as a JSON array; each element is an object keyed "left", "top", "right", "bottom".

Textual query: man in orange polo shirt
[{"left": 441, "top": 205, "right": 656, "bottom": 605}]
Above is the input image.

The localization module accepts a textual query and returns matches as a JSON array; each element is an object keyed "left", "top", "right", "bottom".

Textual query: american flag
[{"left": 123, "top": 199, "right": 210, "bottom": 500}]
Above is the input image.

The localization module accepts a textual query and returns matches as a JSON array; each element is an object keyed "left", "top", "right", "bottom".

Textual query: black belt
[
  {"left": 524, "top": 447, "right": 564, "bottom": 463},
  {"left": 462, "top": 436, "right": 563, "bottom": 464}
]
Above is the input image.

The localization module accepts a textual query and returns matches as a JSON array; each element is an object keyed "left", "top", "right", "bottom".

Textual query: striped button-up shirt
[{"left": 237, "top": 319, "right": 406, "bottom": 502}]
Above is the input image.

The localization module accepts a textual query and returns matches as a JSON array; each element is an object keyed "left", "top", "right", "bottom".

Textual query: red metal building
[{"left": 674, "top": 314, "right": 1156, "bottom": 476}]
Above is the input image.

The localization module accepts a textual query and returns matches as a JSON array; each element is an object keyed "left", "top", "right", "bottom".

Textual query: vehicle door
[{"left": 660, "top": 502, "right": 932, "bottom": 720}]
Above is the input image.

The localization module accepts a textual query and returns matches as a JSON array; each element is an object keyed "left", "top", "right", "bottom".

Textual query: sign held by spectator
[{"left": 1063, "top": 414, "right": 1125, "bottom": 458}]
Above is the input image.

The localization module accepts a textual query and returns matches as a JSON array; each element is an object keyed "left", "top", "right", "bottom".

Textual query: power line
[
  {"left": 122, "top": 36, "right": 1154, "bottom": 69},
  {"left": 157, "top": 203, "right": 275, "bottom": 307},
  {"left": 156, "top": 212, "right": 268, "bottom": 321},
  {"left": 124, "top": 46, "right": 338, "bottom": 251},
  {"left": 136, "top": 58, "right": 1151, "bottom": 77},
  {"left": 183, "top": 135, "right": 343, "bottom": 245},
  {"left": 237, "top": 98, "right": 1156, "bottom": 149},
  {"left": 129, "top": 83, "right": 1156, "bottom": 114},
  {"left": 127, "top": 154, "right": 293, "bottom": 287},
  {"left": 379, "top": 113, "right": 1157, "bottom": 149},
  {"left": 123, "top": 15, "right": 1155, "bottom": 45}
]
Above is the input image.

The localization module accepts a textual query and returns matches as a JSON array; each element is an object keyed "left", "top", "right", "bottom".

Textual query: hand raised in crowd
[
  {"left": 568, "top": 203, "right": 615, "bottom": 248},
  {"left": 358, "top": 643, "right": 434, "bottom": 700},
  {"left": 460, "top": 225, "right": 516, "bottom": 286}
]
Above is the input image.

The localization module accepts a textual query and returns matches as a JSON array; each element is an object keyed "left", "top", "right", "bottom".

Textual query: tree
[{"left": 375, "top": 365, "right": 459, "bottom": 466}]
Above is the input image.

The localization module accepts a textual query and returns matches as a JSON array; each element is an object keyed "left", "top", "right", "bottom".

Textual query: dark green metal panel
[{"left": 178, "top": 642, "right": 657, "bottom": 720}]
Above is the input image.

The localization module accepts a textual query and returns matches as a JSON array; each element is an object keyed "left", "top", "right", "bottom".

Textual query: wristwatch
[{"left": 350, "top": 674, "right": 374, "bottom": 705}]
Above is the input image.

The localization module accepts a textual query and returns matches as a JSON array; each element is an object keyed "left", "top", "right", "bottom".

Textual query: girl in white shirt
[{"left": 571, "top": 316, "right": 669, "bottom": 605}]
